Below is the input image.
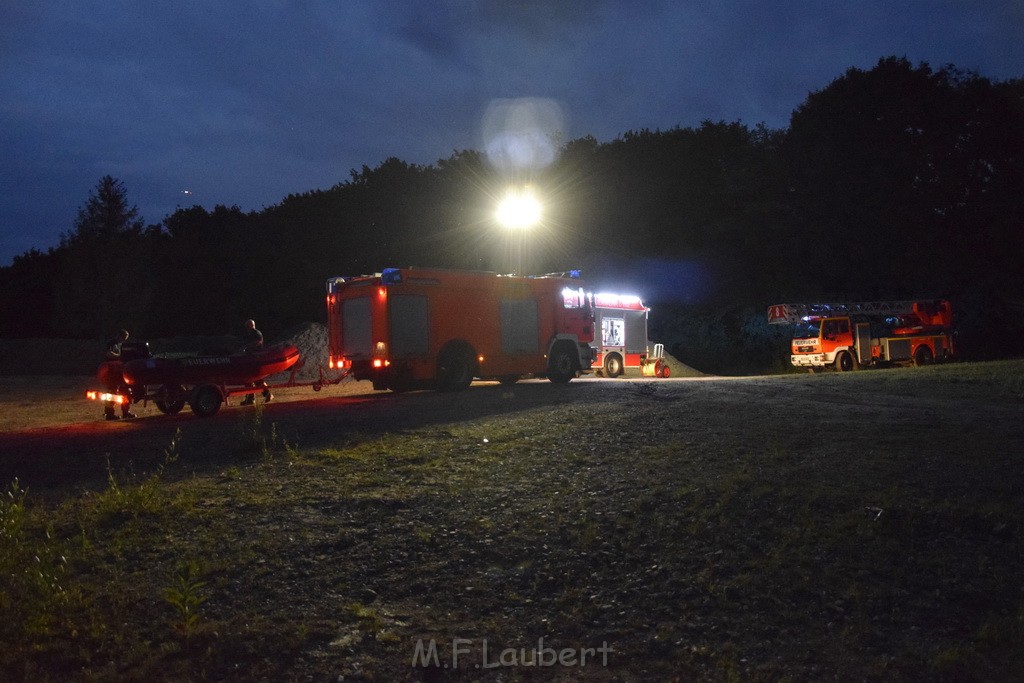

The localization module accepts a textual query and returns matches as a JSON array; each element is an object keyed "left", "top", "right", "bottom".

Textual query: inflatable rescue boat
[{"left": 122, "top": 343, "right": 301, "bottom": 387}]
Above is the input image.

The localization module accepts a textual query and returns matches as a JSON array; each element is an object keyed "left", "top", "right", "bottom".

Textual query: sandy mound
[
  {"left": 657, "top": 348, "right": 704, "bottom": 377},
  {"left": 269, "top": 322, "right": 331, "bottom": 382}
]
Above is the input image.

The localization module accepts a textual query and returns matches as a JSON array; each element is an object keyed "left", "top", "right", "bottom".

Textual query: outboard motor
[{"left": 120, "top": 341, "right": 152, "bottom": 362}]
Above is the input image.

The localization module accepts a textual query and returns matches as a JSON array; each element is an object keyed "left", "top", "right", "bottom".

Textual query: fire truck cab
[{"left": 326, "top": 267, "right": 596, "bottom": 391}]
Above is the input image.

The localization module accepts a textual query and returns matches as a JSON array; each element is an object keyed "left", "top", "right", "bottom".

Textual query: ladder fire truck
[
  {"left": 591, "top": 293, "right": 669, "bottom": 378},
  {"left": 326, "top": 267, "right": 597, "bottom": 391},
  {"left": 767, "top": 300, "right": 955, "bottom": 372}
]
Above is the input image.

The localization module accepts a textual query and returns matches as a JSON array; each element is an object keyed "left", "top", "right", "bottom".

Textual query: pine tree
[
  {"left": 52, "top": 176, "right": 152, "bottom": 338},
  {"left": 61, "top": 175, "right": 144, "bottom": 247}
]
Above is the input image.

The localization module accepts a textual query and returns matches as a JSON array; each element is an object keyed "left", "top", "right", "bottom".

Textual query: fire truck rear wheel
[
  {"left": 913, "top": 346, "right": 933, "bottom": 367},
  {"left": 603, "top": 353, "right": 624, "bottom": 378},
  {"left": 835, "top": 351, "right": 856, "bottom": 373},
  {"left": 436, "top": 342, "right": 476, "bottom": 392}
]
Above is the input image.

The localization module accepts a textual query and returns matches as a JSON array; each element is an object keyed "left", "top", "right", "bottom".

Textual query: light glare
[{"left": 496, "top": 189, "right": 542, "bottom": 229}]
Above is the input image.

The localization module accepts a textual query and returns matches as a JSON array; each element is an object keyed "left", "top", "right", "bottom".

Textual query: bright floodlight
[{"left": 496, "top": 188, "right": 542, "bottom": 229}]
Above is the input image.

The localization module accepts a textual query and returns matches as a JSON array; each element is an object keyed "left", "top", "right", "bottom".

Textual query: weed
[
  {"left": 92, "top": 429, "right": 182, "bottom": 522},
  {"left": 93, "top": 459, "right": 164, "bottom": 522},
  {"left": 239, "top": 404, "right": 283, "bottom": 459},
  {"left": 0, "top": 479, "right": 72, "bottom": 644},
  {"left": 162, "top": 559, "right": 208, "bottom": 644}
]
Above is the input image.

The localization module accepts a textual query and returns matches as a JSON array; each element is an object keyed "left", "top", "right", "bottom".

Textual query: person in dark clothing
[
  {"left": 241, "top": 318, "right": 264, "bottom": 352},
  {"left": 106, "top": 329, "right": 130, "bottom": 360},
  {"left": 240, "top": 319, "right": 273, "bottom": 405},
  {"left": 102, "top": 329, "right": 136, "bottom": 420}
]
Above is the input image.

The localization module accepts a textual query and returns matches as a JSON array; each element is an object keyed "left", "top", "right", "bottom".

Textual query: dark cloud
[{"left": 1, "top": 1, "right": 1021, "bottom": 264}]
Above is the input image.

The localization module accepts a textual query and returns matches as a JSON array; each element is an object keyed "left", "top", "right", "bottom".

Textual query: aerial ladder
[{"left": 768, "top": 299, "right": 955, "bottom": 372}]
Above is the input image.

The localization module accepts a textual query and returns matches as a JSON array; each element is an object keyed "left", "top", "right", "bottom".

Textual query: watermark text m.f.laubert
[{"left": 412, "top": 637, "right": 613, "bottom": 669}]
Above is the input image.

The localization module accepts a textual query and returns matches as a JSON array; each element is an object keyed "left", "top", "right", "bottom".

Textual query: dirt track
[
  {"left": 0, "top": 375, "right": 713, "bottom": 496},
  {"left": 2, "top": 367, "right": 1021, "bottom": 500}
]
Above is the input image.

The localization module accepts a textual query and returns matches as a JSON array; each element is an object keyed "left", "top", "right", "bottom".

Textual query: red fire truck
[
  {"left": 326, "top": 267, "right": 597, "bottom": 391},
  {"left": 591, "top": 293, "right": 669, "bottom": 378},
  {"left": 767, "top": 300, "right": 955, "bottom": 372}
]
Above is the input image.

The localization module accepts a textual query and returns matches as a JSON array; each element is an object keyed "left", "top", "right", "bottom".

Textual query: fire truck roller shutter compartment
[
  {"left": 625, "top": 312, "right": 646, "bottom": 356},
  {"left": 500, "top": 299, "right": 540, "bottom": 354},
  {"left": 342, "top": 297, "right": 372, "bottom": 357},
  {"left": 389, "top": 295, "right": 429, "bottom": 357},
  {"left": 886, "top": 338, "right": 912, "bottom": 361}
]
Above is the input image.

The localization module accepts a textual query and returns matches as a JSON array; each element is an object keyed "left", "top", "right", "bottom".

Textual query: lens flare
[{"left": 496, "top": 188, "right": 542, "bottom": 228}]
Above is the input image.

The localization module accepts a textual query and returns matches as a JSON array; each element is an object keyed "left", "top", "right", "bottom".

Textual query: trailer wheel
[
  {"left": 436, "top": 341, "right": 475, "bottom": 392},
  {"left": 155, "top": 384, "right": 186, "bottom": 415},
  {"left": 913, "top": 346, "right": 933, "bottom": 367},
  {"left": 547, "top": 343, "right": 577, "bottom": 384},
  {"left": 189, "top": 385, "right": 223, "bottom": 417},
  {"left": 659, "top": 362, "right": 671, "bottom": 378},
  {"left": 835, "top": 351, "right": 856, "bottom": 373},
  {"left": 603, "top": 353, "right": 624, "bottom": 378}
]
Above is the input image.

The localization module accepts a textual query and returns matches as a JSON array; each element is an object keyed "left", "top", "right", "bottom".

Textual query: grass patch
[{"left": 1, "top": 361, "right": 1023, "bottom": 679}]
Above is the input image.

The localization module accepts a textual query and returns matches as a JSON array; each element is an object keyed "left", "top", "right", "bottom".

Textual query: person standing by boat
[
  {"left": 240, "top": 319, "right": 273, "bottom": 405},
  {"left": 100, "top": 329, "right": 136, "bottom": 420},
  {"left": 241, "top": 319, "right": 263, "bottom": 352}
]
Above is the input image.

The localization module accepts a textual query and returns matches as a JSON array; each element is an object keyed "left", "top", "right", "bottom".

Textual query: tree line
[{"left": 2, "top": 57, "right": 1022, "bottom": 367}]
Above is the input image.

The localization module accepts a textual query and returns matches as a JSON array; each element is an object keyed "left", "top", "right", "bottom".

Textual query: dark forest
[{"left": 2, "top": 57, "right": 1022, "bottom": 372}]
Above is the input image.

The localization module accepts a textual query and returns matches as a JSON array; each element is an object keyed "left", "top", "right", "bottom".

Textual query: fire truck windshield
[
  {"left": 793, "top": 320, "right": 821, "bottom": 340},
  {"left": 561, "top": 287, "right": 586, "bottom": 308}
]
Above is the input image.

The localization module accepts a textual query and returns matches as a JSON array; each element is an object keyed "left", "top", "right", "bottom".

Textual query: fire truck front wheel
[
  {"left": 547, "top": 343, "right": 578, "bottom": 384},
  {"left": 834, "top": 351, "right": 857, "bottom": 373},
  {"left": 436, "top": 341, "right": 476, "bottom": 392}
]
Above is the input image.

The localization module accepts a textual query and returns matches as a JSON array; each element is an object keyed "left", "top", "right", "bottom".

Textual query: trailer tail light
[
  {"left": 86, "top": 391, "right": 126, "bottom": 404},
  {"left": 372, "top": 359, "right": 391, "bottom": 368}
]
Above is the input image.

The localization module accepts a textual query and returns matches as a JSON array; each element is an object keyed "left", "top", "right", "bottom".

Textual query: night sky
[{"left": 2, "top": 1, "right": 1021, "bottom": 265}]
